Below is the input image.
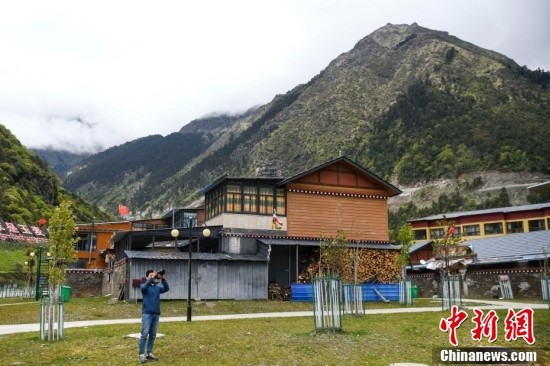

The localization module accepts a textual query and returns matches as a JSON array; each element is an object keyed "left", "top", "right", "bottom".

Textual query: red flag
[
  {"left": 37, "top": 218, "right": 48, "bottom": 227},
  {"left": 118, "top": 204, "right": 130, "bottom": 215},
  {"left": 272, "top": 210, "right": 283, "bottom": 230}
]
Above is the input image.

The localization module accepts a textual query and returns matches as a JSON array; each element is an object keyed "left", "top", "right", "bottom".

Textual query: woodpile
[
  {"left": 268, "top": 282, "right": 291, "bottom": 301},
  {"left": 297, "top": 248, "right": 401, "bottom": 284}
]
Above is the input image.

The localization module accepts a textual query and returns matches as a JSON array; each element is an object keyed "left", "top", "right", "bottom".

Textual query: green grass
[
  {"left": 0, "top": 297, "right": 548, "bottom": 365},
  {"left": 0, "top": 297, "right": 442, "bottom": 325},
  {"left": 0, "top": 242, "right": 27, "bottom": 273}
]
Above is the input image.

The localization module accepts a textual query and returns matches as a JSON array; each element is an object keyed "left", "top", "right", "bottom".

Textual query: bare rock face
[{"left": 388, "top": 171, "right": 550, "bottom": 212}]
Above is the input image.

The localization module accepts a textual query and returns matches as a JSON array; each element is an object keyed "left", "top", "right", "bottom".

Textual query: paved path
[{"left": 0, "top": 299, "right": 547, "bottom": 336}]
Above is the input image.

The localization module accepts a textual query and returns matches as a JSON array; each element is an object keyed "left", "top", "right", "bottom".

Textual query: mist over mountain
[{"left": 37, "top": 23, "right": 550, "bottom": 218}]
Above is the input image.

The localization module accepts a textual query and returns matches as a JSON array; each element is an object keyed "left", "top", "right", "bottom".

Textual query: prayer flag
[{"left": 272, "top": 210, "right": 283, "bottom": 230}]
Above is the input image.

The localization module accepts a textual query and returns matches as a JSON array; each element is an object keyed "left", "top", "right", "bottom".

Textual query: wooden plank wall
[{"left": 286, "top": 184, "right": 389, "bottom": 241}]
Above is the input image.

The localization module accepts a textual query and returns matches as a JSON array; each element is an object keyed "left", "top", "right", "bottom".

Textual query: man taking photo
[{"left": 138, "top": 269, "right": 169, "bottom": 363}]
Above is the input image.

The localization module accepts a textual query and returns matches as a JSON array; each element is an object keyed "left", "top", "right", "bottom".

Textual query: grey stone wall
[
  {"left": 409, "top": 268, "right": 547, "bottom": 300},
  {"left": 102, "top": 258, "right": 127, "bottom": 299},
  {"left": 64, "top": 269, "right": 103, "bottom": 298}
]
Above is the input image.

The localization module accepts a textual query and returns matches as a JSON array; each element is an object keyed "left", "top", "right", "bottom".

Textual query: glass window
[
  {"left": 259, "top": 187, "right": 274, "bottom": 214},
  {"left": 430, "top": 228, "right": 444, "bottom": 239},
  {"left": 451, "top": 226, "right": 461, "bottom": 237},
  {"left": 226, "top": 185, "right": 241, "bottom": 212},
  {"left": 76, "top": 235, "right": 87, "bottom": 251},
  {"left": 414, "top": 229, "right": 427, "bottom": 240},
  {"left": 463, "top": 225, "right": 480, "bottom": 237},
  {"left": 243, "top": 186, "right": 258, "bottom": 213},
  {"left": 528, "top": 219, "right": 545, "bottom": 232},
  {"left": 75, "top": 234, "right": 96, "bottom": 251},
  {"left": 484, "top": 222, "right": 503, "bottom": 235},
  {"left": 183, "top": 212, "right": 197, "bottom": 227},
  {"left": 275, "top": 188, "right": 286, "bottom": 216},
  {"left": 507, "top": 221, "right": 524, "bottom": 234}
]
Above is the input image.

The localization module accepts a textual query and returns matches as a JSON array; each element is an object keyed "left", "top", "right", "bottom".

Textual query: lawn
[{"left": 0, "top": 297, "right": 548, "bottom": 365}]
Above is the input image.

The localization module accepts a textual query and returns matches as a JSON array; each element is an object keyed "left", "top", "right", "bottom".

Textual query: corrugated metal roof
[
  {"left": 409, "top": 240, "right": 433, "bottom": 253},
  {"left": 467, "top": 230, "right": 550, "bottom": 265},
  {"left": 409, "top": 202, "right": 550, "bottom": 222},
  {"left": 124, "top": 250, "right": 267, "bottom": 262},
  {"left": 411, "top": 230, "right": 550, "bottom": 267}
]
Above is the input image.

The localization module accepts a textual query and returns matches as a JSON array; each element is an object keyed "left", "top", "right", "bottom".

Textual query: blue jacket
[{"left": 141, "top": 277, "right": 169, "bottom": 315}]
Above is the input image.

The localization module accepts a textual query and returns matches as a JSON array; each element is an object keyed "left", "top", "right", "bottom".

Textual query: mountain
[
  {"left": 32, "top": 148, "right": 90, "bottom": 178},
  {"left": 0, "top": 124, "right": 113, "bottom": 223},
  {"left": 62, "top": 23, "right": 550, "bottom": 218}
]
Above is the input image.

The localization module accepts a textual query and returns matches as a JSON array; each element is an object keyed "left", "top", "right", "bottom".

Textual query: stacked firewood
[
  {"left": 297, "top": 248, "right": 401, "bottom": 284},
  {"left": 268, "top": 282, "right": 291, "bottom": 301}
]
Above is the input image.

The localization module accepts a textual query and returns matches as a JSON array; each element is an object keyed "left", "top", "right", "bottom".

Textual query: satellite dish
[{"left": 420, "top": 259, "right": 426, "bottom": 265}]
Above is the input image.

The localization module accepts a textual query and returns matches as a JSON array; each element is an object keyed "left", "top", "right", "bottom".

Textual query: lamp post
[
  {"left": 177, "top": 218, "right": 210, "bottom": 321},
  {"left": 171, "top": 228, "right": 179, "bottom": 250}
]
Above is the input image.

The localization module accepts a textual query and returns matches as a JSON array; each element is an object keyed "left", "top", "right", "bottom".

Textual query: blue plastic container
[
  {"left": 290, "top": 283, "right": 314, "bottom": 301},
  {"left": 290, "top": 283, "right": 401, "bottom": 302}
]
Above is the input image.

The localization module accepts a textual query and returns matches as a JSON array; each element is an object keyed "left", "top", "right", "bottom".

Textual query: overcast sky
[{"left": 1, "top": 0, "right": 549, "bottom": 154}]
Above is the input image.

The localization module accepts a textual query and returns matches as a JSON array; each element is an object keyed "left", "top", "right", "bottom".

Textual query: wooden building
[
  {"left": 75, "top": 218, "right": 169, "bottom": 270},
  {"left": 107, "top": 156, "right": 402, "bottom": 300}
]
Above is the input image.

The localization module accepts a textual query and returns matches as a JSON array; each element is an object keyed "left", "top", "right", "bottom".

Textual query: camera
[{"left": 154, "top": 269, "right": 166, "bottom": 279}]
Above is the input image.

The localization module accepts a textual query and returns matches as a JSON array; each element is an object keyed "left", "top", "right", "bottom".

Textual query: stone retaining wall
[{"left": 408, "top": 267, "right": 547, "bottom": 300}]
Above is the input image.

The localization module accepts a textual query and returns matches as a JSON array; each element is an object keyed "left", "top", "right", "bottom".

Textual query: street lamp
[
  {"left": 181, "top": 218, "right": 210, "bottom": 321},
  {"left": 171, "top": 228, "right": 179, "bottom": 250}
]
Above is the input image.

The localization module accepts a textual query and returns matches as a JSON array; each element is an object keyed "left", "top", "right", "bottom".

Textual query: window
[
  {"left": 205, "top": 181, "right": 286, "bottom": 217},
  {"left": 430, "top": 228, "right": 444, "bottom": 239},
  {"left": 484, "top": 222, "right": 503, "bottom": 235},
  {"left": 276, "top": 188, "right": 286, "bottom": 215},
  {"left": 205, "top": 186, "right": 224, "bottom": 220},
  {"left": 528, "top": 219, "right": 545, "bottom": 232},
  {"left": 507, "top": 221, "right": 524, "bottom": 234},
  {"left": 75, "top": 234, "right": 96, "bottom": 251},
  {"left": 226, "top": 185, "right": 241, "bottom": 212},
  {"left": 259, "top": 187, "right": 274, "bottom": 214},
  {"left": 76, "top": 235, "right": 87, "bottom": 251},
  {"left": 183, "top": 212, "right": 197, "bottom": 227},
  {"left": 414, "top": 229, "right": 427, "bottom": 240},
  {"left": 463, "top": 225, "right": 480, "bottom": 237},
  {"left": 243, "top": 186, "right": 258, "bottom": 213},
  {"left": 451, "top": 226, "right": 462, "bottom": 237}
]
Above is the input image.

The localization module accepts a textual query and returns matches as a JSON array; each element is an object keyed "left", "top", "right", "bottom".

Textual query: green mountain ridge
[
  {"left": 13, "top": 23, "right": 550, "bottom": 221},
  {"left": 0, "top": 125, "right": 112, "bottom": 224}
]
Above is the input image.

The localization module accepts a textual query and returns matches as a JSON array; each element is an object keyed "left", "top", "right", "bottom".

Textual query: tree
[
  {"left": 45, "top": 200, "right": 77, "bottom": 340},
  {"left": 396, "top": 223, "right": 415, "bottom": 280},
  {"left": 431, "top": 217, "right": 464, "bottom": 310},
  {"left": 319, "top": 230, "right": 350, "bottom": 277}
]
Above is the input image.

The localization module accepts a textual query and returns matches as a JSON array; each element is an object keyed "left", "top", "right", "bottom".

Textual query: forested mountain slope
[{"left": 0, "top": 125, "right": 112, "bottom": 223}]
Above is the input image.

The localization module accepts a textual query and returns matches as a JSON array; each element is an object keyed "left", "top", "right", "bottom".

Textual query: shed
[{"left": 124, "top": 250, "right": 268, "bottom": 301}]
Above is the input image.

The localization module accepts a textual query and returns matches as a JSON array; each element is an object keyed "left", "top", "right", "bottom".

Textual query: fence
[
  {"left": 441, "top": 275, "right": 461, "bottom": 310},
  {"left": 542, "top": 278, "right": 550, "bottom": 301},
  {"left": 343, "top": 284, "right": 365, "bottom": 316},
  {"left": 0, "top": 284, "right": 35, "bottom": 298},
  {"left": 313, "top": 277, "right": 343, "bottom": 331}
]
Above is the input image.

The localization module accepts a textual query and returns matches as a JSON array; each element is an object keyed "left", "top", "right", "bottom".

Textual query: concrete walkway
[{"left": 0, "top": 299, "right": 547, "bottom": 336}]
